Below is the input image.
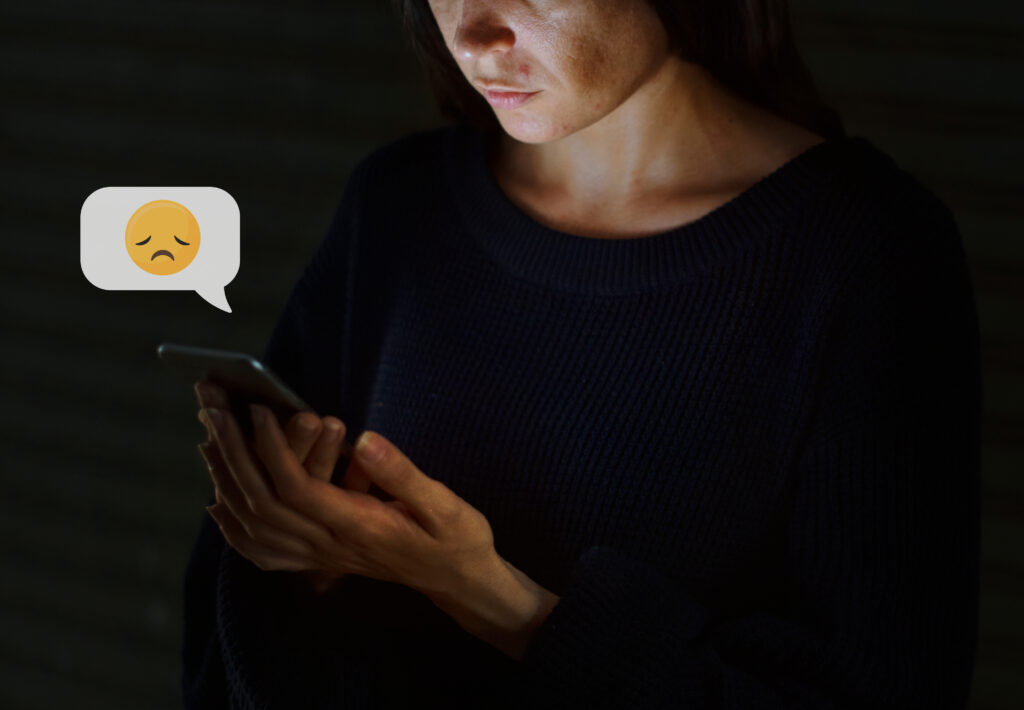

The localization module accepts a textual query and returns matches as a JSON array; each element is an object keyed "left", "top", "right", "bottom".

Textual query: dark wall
[{"left": 1, "top": 0, "right": 1020, "bottom": 708}]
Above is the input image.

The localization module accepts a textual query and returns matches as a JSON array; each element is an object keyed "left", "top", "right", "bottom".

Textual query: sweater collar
[{"left": 444, "top": 121, "right": 867, "bottom": 296}]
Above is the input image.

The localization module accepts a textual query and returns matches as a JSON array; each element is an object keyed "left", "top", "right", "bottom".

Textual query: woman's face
[{"left": 426, "top": 0, "right": 671, "bottom": 143}]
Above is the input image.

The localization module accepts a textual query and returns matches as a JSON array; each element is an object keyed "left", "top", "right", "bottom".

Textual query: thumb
[{"left": 353, "top": 430, "right": 447, "bottom": 536}]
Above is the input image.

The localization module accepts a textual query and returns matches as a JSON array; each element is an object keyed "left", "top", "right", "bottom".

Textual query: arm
[
  {"left": 503, "top": 209, "right": 982, "bottom": 709},
  {"left": 180, "top": 161, "right": 370, "bottom": 707},
  {"left": 423, "top": 554, "right": 562, "bottom": 662}
]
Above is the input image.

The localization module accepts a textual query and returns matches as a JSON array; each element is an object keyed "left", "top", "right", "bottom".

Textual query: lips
[
  {"left": 483, "top": 90, "right": 540, "bottom": 109},
  {"left": 477, "top": 84, "right": 531, "bottom": 92},
  {"left": 151, "top": 250, "right": 174, "bottom": 260}
]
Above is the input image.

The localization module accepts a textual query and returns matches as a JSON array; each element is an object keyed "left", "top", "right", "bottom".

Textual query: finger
[
  {"left": 199, "top": 439, "right": 250, "bottom": 523},
  {"left": 284, "top": 411, "right": 323, "bottom": 464},
  {"left": 304, "top": 417, "right": 349, "bottom": 483},
  {"left": 248, "top": 404, "right": 390, "bottom": 540},
  {"left": 208, "top": 504, "right": 310, "bottom": 573},
  {"left": 200, "top": 406, "right": 336, "bottom": 550},
  {"left": 248, "top": 403, "right": 320, "bottom": 496},
  {"left": 200, "top": 441, "right": 318, "bottom": 558},
  {"left": 339, "top": 455, "right": 373, "bottom": 494},
  {"left": 353, "top": 431, "right": 454, "bottom": 537},
  {"left": 194, "top": 379, "right": 232, "bottom": 411}
]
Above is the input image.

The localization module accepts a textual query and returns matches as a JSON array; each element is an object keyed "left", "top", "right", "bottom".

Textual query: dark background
[{"left": 1, "top": 0, "right": 1021, "bottom": 708}]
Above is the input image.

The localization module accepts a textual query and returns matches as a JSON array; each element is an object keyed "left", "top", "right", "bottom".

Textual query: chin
[{"left": 495, "top": 111, "right": 579, "bottom": 144}]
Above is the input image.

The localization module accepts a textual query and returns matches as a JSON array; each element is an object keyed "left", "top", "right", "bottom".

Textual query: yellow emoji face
[{"left": 125, "top": 200, "right": 201, "bottom": 275}]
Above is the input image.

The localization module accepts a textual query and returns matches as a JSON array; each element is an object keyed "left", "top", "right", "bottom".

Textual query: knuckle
[
  {"left": 220, "top": 503, "right": 240, "bottom": 526},
  {"left": 247, "top": 495, "right": 270, "bottom": 519},
  {"left": 241, "top": 491, "right": 257, "bottom": 510},
  {"left": 326, "top": 525, "right": 349, "bottom": 548},
  {"left": 312, "top": 531, "right": 334, "bottom": 554},
  {"left": 344, "top": 526, "right": 371, "bottom": 553},
  {"left": 443, "top": 504, "right": 464, "bottom": 526},
  {"left": 277, "top": 480, "right": 305, "bottom": 507},
  {"left": 239, "top": 519, "right": 256, "bottom": 538},
  {"left": 436, "top": 489, "right": 462, "bottom": 522},
  {"left": 246, "top": 521, "right": 271, "bottom": 543},
  {"left": 203, "top": 458, "right": 221, "bottom": 479}
]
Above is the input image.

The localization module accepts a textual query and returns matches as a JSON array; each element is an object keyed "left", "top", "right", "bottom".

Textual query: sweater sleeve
[
  {"left": 180, "top": 162, "right": 369, "bottom": 709},
  {"left": 507, "top": 208, "right": 983, "bottom": 709}
]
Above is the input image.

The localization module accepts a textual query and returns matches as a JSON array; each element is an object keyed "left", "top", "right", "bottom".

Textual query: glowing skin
[
  {"left": 427, "top": 0, "right": 825, "bottom": 238},
  {"left": 125, "top": 200, "right": 201, "bottom": 275}
]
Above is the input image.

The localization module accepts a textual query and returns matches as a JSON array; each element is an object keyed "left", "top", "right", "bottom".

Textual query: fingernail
[
  {"left": 324, "top": 419, "right": 342, "bottom": 434},
  {"left": 356, "top": 431, "right": 384, "bottom": 463},
  {"left": 203, "top": 408, "right": 222, "bottom": 429}
]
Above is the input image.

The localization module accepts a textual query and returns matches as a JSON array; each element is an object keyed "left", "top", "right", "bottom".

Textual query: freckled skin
[
  {"left": 427, "top": 0, "right": 825, "bottom": 236},
  {"left": 429, "top": 0, "right": 667, "bottom": 142}
]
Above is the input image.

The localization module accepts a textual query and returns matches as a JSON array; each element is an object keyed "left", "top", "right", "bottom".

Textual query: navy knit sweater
[{"left": 181, "top": 122, "right": 982, "bottom": 709}]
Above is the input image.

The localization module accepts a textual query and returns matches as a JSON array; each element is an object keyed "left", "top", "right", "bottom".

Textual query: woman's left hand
[{"left": 198, "top": 398, "right": 505, "bottom": 602}]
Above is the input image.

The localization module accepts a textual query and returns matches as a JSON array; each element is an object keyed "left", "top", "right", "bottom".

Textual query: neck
[{"left": 490, "top": 58, "right": 796, "bottom": 212}]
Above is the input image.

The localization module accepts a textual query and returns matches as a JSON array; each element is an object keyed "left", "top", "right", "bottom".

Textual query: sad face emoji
[{"left": 125, "top": 200, "right": 201, "bottom": 275}]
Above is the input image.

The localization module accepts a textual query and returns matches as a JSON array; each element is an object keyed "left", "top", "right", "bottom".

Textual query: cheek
[
  {"left": 563, "top": 49, "right": 617, "bottom": 113},
  {"left": 555, "top": 2, "right": 663, "bottom": 104},
  {"left": 544, "top": 21, "right": 620, "bottom": 101}
]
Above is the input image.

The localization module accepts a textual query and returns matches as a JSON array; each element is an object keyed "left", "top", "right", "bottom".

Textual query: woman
[{"left": 182, "top": 1, "right": 982, "bottom": 707}]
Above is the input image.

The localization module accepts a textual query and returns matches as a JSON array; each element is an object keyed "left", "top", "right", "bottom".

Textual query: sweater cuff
[{"left": 511, "top": 545, "right": 714, "bottom": 708}]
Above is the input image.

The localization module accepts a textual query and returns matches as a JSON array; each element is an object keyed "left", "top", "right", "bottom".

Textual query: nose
[{"left": 453, "top": 1, "right": 515, "bottom": 62}]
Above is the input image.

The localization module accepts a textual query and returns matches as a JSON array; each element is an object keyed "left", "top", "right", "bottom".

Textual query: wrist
[{"left": 428, "top": 554, "right": 560, "bottom": 660}]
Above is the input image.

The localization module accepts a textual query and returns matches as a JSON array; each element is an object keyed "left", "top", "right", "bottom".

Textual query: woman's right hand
[{"left": 194, "top": 379, "right": 369, "bottom": 595}]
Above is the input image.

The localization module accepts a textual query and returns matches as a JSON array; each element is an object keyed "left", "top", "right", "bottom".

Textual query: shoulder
[
  {"left": 807, "top": 137, "right": 964, "bottom": 284},
  {"left": 780, "top": 135, "right": 970, "bottom": 333},
  {"left": 823, "top": 137, "right": 957, "bottom": 242}
]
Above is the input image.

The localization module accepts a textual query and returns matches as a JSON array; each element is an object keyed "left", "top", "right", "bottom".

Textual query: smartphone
[{"left": 157, "top": 342, "right": 353, "bottom": 465}]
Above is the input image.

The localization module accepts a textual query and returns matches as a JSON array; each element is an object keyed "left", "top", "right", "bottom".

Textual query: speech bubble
[{"left": 81, "top": 186, "right": 240, "bottom": 312}]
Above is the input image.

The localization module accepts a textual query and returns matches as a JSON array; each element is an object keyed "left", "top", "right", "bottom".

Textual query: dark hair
[{"left": 389, "top": 0, "right": 845, "bottom": 140}]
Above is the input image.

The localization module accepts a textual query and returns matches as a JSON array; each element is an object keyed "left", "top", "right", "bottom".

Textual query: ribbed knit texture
[{"left": 181, "top": 122, "right": 982, "bottom": 709}]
